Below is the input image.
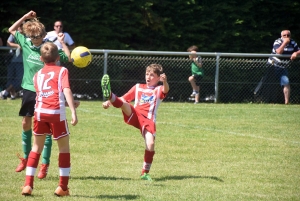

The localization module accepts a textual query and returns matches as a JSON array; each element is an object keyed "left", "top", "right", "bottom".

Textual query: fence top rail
[
  {"left": 89, "top": 49, "right": 293, "bottom": 58},
  {"left": 0, "top": 46, "right": 294, "bottom": 58}
]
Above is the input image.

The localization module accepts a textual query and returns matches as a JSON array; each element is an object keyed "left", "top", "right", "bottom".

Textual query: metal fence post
[{"left": 214, "top": 54, "right": 220, "bottom": 103}]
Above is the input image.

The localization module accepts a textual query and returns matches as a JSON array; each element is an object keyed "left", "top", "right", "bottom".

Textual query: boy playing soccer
[
  {"left": 9, "top": 11, "right": 72, "bottom": 179},
  {"left": 21, "top": 42, "right": 78, "bottom": 196},
  {"left": 101, "top": 64, "right": 169, "bottom": 181}
]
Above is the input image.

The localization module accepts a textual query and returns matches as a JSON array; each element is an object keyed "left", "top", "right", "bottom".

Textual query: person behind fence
[
  {"left": 9, "top": 10, "right": 72, "bottom": 179},
  {"left": 101, "top": 64, "right": 169, "bottom": 181},
  {"left": 268, "top": 30, "right": 300, "bottom": 104},
  {"left": 21, "top": 42, "right": 78, "bottom": 196},
  {"left": 0, "top": 24, "right": 24, "bottom": 100},
  {"left": 46, "top": 20, "right": 75, "bottom": 51},
  {"left": 187, "top": 45, "right": 203, "bottom": 104}
]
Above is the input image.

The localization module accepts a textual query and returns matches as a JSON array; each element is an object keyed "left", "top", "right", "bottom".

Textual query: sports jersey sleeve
[
  {"left": 58, "top": 49, "right": 69, "bottom": 63},
  {"left": 14, "top": 31, "right": 25, "bottom": 46},
  {"left": 158, "top": 85, "right": 167, "bottom": 99},
  {"left": 122, "top": 85, "right": 136, "bottom": 102},
  {"left": 61, "top": 68, "right": 70, "bottom": 90}
]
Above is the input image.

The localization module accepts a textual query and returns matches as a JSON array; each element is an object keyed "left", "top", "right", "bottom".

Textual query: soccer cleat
[
  {"left": 15, "top": 154, "right": 28, "bottom": 172},
  {"left": 54, "top": 186, "right": 70, "bottom": 197},
  {"left": 140, "top": 173, "right": 152, "bottom": 181},
  {"left": 22, "top": 186, "right": 33, "bottom": 196},
  {"left": 101, "top": 74, "right": 111, "bottom": 99},
  {"left": 37, "top": 164, "right": 49, "bottom": 179}
]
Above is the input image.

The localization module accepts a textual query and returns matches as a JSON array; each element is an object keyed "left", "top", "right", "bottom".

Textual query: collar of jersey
[{"left": 28, "top": 38, "right": 52, "bottom": 49}]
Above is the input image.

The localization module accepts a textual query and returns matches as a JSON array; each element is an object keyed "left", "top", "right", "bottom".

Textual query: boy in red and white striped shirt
[
  {"left": 22, "top": 42, "right": 78, "bottom": 196},
  {"left": 101, "top": 64, "right": 169, "bottom": 181}
]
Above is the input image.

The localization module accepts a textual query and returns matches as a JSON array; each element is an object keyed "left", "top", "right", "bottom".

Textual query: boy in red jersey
[
  {"left": 21, "top": 42, "right": 78, "bottom": 196},
  {"left": 9, "top": 11, "right": 73, "bottom": 179},
  {"left": 101, "top": 64, "right": 169, "bottom": 181}
]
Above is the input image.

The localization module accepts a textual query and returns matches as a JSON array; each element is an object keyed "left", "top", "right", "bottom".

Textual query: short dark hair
[{"left": 187, "top": 45, "right": 198, "bottom": 52}]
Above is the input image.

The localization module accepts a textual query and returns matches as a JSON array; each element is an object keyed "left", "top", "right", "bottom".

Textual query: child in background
[
  {"left": 8, "top": 10, "right": 72, "bottom": 179},
  {"left": 101, "top": 64, "right": 169, "bottom": 181},
  {"left": 187, "top": 45, "right": 204, "bottom": 104},
  {"left": 22, "top": 42, "right": 78, "bottom": 196}
]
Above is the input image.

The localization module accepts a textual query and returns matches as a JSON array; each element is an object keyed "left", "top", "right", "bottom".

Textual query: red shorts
[
  {"left": 123, "top": 104, "right": 156, "bottom": 137},
  {"left": 33, "top": 119, "right": 70, "bottom": 140}
]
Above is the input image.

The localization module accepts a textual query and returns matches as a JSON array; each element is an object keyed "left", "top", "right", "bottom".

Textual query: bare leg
[
  {"left": 188, "top": 76, "right": 198, "bottom": 91},
  {"left": 144, "top": 131, "right": 155, "bottom": 151},
  {"left": 195, "top": 85, "right": 200, "bottom": 103},
  {"left": 283, "top": 84, "right": 290, "bottom": 104},
  {"left": 31, "top": 135, "right": 47, "bottom": 154}
]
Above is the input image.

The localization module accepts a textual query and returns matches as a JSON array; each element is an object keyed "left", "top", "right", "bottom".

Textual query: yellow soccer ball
[{"left": 71, "top": 46, "right": 92, "bottom": 68}]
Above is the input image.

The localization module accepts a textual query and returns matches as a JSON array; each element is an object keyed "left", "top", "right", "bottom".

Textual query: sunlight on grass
[{"left": 0, "top": 100, "right": 299, "bottom": 200}]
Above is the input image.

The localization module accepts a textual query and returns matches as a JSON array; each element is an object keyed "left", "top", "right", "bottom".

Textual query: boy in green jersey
[
  {"left": 187, "top": 45, "right": 204, "bottom": 104},
  {"left": 9, "top": 10, "right": 72, "bottom": 179}
]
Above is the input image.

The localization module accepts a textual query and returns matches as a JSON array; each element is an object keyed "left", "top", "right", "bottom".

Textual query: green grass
[{"left": 0, "top": 100, "right": 300, "bottom": 200}]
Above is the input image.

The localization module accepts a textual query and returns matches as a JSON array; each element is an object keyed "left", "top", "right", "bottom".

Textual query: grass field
[{"left": 0, "top": 99, "right": 299, "bottom": 200}]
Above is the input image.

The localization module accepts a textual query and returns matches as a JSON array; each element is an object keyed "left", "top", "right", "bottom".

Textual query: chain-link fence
[{"left": 0, "top": 47, "right": 299, "bottom": 104}]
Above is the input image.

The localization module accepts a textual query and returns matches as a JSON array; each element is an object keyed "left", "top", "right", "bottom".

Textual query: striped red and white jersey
[
  {"left": 122, "top": 84, "right": 167, "bottom": 122},
  {"left": 33, "top": 64, "right": 70, "bottom": 122}
]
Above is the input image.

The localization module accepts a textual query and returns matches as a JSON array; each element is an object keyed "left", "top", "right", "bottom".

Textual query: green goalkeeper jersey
[{"left": 14, "top": 31, "right": 69, "bottom": 92}]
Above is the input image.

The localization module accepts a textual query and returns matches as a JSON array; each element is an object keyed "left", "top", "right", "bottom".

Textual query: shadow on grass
[
  {"left": 72, "top": 194, "right": 139, "bottom": 200},
  {"left": 155, "top": 175, "right": 224, "bottom": 182},
  {"left": 70, "top": 175, "right": 131, "bottom": 181}
]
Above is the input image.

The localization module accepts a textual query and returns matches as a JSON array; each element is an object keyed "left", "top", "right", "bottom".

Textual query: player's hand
[
  {"left": 160, "top": 73, "right": 167, "bottom": 82},
  {"left": 24, "top": 11, "right": 36, "bottom": 19},
  {"left": 102, "top": 101, "right": 111, "bottom": 109},
  {"left": 74, "top": 100, "right": 80, "bottom": 108},
  {"left": 71, "top": 113, "right": 78, "bottom": 126},
  {"left": 57, "top": 33, "right": 65, "bottom": 43}
]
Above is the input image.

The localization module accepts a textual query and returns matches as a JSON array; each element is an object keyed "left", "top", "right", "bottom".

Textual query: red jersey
[
  {"left": 33, "top": 64, "right": 70, "bottom": 122},
  {"left": 122, "top": 84, "right": 167, "bottom": 122}
]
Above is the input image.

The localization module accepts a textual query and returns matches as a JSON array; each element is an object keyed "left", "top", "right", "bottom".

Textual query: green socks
[
  {"left": 41, "top": 135, "right": 52, "bottom": 164},
  {"left": 22, "top": 129, "right": 32, "bottom": 159},
  {"left": 22, "top": 130, "right": 52, "bottom": 164}
]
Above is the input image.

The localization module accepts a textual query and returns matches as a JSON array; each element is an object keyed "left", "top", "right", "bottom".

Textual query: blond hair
[
  {"left": 40, "top": 42, "right": 59, "bottom": 63},
  {"left": 146, "top": 64, "right": 163, "bottom": 76},
  {"left": 23, "top": 19, "right": 46, "bottom": 38}
]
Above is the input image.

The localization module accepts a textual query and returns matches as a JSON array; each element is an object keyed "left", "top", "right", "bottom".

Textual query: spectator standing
[
  {"left": 187, "top": 45, "right": 204, "bottom": 104},
  {"left": 268, "top": 30, "right": 300, "bottom": 104},
  {"left": 0, "top": 24, "right": 24, "bottom": 100},
  {"left": 46, "top": 20, "right": 75, "bottom": 51}
]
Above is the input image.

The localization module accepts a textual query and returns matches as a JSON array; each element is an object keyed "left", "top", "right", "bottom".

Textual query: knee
[
  {"left": 188, "top": 76, "right": 194, "bottom": 82},
  {"left": 22, "top": 119, "right": 31, "bottom": 131}
]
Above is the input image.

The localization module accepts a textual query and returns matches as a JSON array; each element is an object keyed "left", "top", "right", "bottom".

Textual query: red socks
[
  {"left": 110, "top": 94, "right": 123, "bottom": 108},
  {"left": 142, "top": 150, "right": 155, "bottom": 174},
  {"left": 58, "top": 153, "right": 71, "bottom": 191},
  {"left": 24, "top": 151, "right": 41, "bottom": 188}
]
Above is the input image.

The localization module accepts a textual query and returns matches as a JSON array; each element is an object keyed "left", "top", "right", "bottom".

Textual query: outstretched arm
[
  {"left": 9, "top": 11, "right": 37, "bottom": 35},
  {"left": 57, "top": 33, "right": 72, "bottom": 62}
]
